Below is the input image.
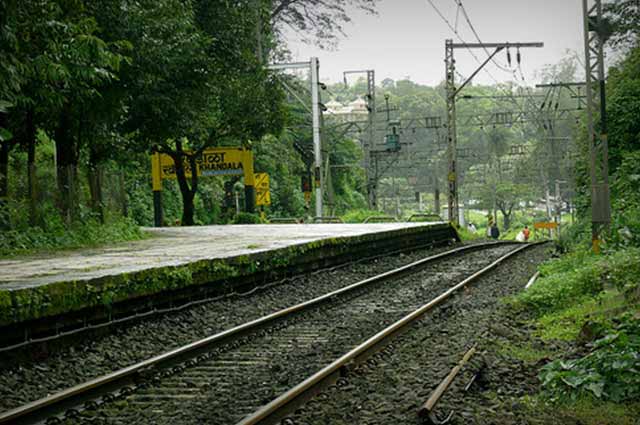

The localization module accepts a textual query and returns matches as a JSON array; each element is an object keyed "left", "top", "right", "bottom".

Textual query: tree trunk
[
  {"left": 87, "top": 142, "right": 105, "bottom": 223},
  {"left": 0, "top": 111, "right": 15, "bottom": 230},
  {"left": 0, "top": 141, "right": 9, "bottom": 230},
  {"left": 54, "top": 104, "right": 77, "bottom": 224},
  {"left": 498, "top": 203, "right": 513, "bottom": 231},
  {"left": 172, "top": 141, "right": 199, "bottom": 226},
  {"left": 25, "top": 109, "right": 37, "bottom": 226},
  {"left": 87, "top": 164, "right": 104, "bottom": 223},
  {"left": 119, "top": 171, "right": 128, "bottom": 218}
]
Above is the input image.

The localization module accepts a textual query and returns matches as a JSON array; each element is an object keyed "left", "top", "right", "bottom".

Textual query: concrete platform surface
[
  {"left": 1, "top": 223, "right": 440, "bottom": 290},
  {"left": 0, "top": 223, "right": 456, "bottom": 328}
]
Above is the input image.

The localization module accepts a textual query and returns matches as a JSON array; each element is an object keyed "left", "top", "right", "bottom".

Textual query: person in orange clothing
[{"left": 523, "top": 225, "right": 531, "bottom": 242}]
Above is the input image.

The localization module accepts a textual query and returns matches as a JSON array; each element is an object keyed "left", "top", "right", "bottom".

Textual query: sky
[{"left": 284, "top": 0, "right": 585, "bottom": 87}]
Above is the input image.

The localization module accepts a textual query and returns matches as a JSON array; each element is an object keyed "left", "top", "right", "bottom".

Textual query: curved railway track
[{"left": 0, "top": 241, "right": 534, "bottom": 425}]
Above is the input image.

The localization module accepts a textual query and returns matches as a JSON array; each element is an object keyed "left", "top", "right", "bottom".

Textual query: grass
[
  {"left": 559, "top": 399, "right": 640, "bottom": 425},
  {"left": 535, "top": 290, "right": 629, "bottom": 341},
  {"left": 496, "top": 340, "right": 555, "bottom": 363},
  {"left": 521, "top": 395, "right": 640, "bottom": 425},
  {"left": 457, "top": 226, "right": 483, "bottom": 241},
  {"left": 341, "top": 209, "right": 390, "bottom": 223},
  {"left": 0, "top": 217, "right": 147, "bottom": 258}
]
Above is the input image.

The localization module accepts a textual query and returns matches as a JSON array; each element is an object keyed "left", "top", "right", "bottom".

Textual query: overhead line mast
[
  {"left": 268, "top": 59, "right": 325, "bottom": 218},
  {"left": 444, "top": 41, "right": 544, "bottom": 225},
  {"left": 582, "top": 0, "right": 611, "bottom": 253}
]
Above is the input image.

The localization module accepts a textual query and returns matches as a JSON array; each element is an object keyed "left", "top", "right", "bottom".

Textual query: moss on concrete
[{"left": 0, "top": 223, "right": 457, "bottom": 327}]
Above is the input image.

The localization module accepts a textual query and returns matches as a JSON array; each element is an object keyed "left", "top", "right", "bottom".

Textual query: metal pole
[
  {"left": 310, "top": 57, "right": 323, "bottom": 218},
  {"left": 445, "top": 39, "right": 459, "bottom": 224},
  {"left": 443, "top": 40, "right": 543, "bottom": 226},
  {"left": 582, "top": 0, "right": 611, "bottom": 253},
  {"left": 367, "top": 71, "right": 376, "bottom": 209}
]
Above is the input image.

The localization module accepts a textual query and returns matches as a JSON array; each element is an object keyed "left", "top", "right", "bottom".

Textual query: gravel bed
[
  {"left": 0, "top": 241, "right": 469, "bottom": 412},
  {"left": 282, "top": 244, "right": 552, "bottom": 425},
  {"left": 63, "top": 244, "right": 517, "bottom": 424}
]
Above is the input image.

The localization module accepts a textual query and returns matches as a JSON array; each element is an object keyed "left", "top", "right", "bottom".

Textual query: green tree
[{"left": 271, "top": 0, "right": 379, "bottom": 49}]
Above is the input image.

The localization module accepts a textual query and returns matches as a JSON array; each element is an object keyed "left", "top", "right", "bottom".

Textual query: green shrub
[
  {"left": 457, "top": 226, "right": 482, "bottom": 241},
  {"left": 540, "top": 313, "right": 640, "bottom": 402},
  {"left": 606, "top": 248, "right": 640, "bottom": 300},
  {"left": 513, "top": 250, "right": 604, "bottom": 313},
  {"left": 514, "top": 248, "right": 640, "bottom": 313},
  {"left": 556, "top": 220, "right": 591, "bottom": 253},
  {"left": 341, "top": 209, "right": 389, "bottom": 223},
  {"left": 0, "top": 216, "right": 145, "bottom": 257},
  {"left": 232, "top": 212, "right": 263, "bottom": 224}
]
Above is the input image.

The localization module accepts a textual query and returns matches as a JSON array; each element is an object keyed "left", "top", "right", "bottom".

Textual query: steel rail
[
  {"left": 236, "top": 242, "right": 538, "bottom": 425},
  {"left": 0, "top": 241, "right": 516, "bottom": 425}
]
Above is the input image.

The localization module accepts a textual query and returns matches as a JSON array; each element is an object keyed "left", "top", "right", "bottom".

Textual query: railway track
[{"left": 0, "top": 241, "right": 532, "bottom": 425}]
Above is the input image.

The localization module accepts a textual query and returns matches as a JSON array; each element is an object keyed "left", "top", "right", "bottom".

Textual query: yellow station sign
[
  {"left": 152, "top": 147, "right": 255, "bottom": 193},
  {"left": 158, "top": 147, "right": 248, "bottom": 179},
  {"left": 534, "top": 221, "right": 558, "bottom": 230},
  {"left": 255, "top": 173, "right": 271, "bottom": 206}
]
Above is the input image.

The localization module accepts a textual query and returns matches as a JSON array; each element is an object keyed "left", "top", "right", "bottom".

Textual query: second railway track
[{"left": 0, "top": 241, "right": 526, "bottom": 425}]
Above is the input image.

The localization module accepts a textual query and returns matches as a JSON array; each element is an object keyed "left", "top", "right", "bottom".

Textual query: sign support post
[
  {"left": 151, "top": 153, "right": 163, "bottom": 227},
  {"left": 243, "top": 148, "right": 256, "bottom": 213}
]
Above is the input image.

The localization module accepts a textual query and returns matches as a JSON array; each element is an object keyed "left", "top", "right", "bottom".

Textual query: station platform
[{"left": 0, "top": 223, "right": 458, "bottom": 333}]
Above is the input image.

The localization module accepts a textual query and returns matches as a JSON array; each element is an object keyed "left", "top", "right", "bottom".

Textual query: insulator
[
  {"left": 507, "top": 50, "right": 512, "bottom": 66},
  {"left": 517, "top": 49, "right": 521, "bottom": 65}
]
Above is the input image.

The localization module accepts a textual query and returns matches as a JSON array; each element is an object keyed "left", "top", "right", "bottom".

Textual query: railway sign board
[
  {"left": 534, "top": 221, "right": 558, "bottom": 230},
  {"left": 255, "top": 173, "right": 271, "bottom": 206},
  {"left": 151, "top": 147, "right": 257, "bottom": 226},
  {"left": 157, "top": 147, "right": 248, "bottom": 179}
]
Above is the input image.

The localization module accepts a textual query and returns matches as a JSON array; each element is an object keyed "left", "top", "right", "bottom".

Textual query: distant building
[{"left": 325, "top": 98, "right": 369, "bottom": 123}]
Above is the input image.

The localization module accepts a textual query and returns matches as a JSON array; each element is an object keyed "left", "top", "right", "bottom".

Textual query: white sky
[{"left": 285, "top": 0, "right": 585, "bottom": 86}]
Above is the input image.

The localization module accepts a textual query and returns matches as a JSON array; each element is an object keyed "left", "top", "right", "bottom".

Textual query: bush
[
  {"left": 341, "top": 209, "right": 389, "bottom": 223},
  {"left": 557, "top": 220, "right": 591, "bottom": 253},
  {"left": 513, "top": 250, "right": 604, "bottom": 313},
  {"left": 457, "top": 226, "right": 482, "bottom": 241},
  {"left": 606, "top": 248, "right": 640, "bottom": 300},
  {"left": 232, "top": 212, "right": 263, "bottom": 224},
  {"left": 540, "top": 313, "right": 640, "bottom": 402},
  {"left": 0, "top": 216, "right": 145, "bottom": 257}
]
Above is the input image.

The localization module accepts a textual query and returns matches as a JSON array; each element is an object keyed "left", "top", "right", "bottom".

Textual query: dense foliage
[
  {"left": 540, "top": 314, "right": 640, "bottom": 402},
  {"left": 0, "top": 0, "right": 387, "bottom": 246}
]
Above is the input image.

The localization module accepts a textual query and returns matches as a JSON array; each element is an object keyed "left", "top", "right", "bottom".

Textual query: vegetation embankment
[
  {"left": 502, "top": 245, "right": 640, "bottom": 423},
  {"left": 500, "top": 23, "right": 640, "bottom": 421},
  {"left": 0, "top": 216, "right": 145, "bottom": 258}
]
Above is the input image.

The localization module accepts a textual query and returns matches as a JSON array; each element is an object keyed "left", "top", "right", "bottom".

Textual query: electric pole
[
  {"left": 582, "top": 0, "right": 611, "bottom": 253},
  {"left": 444, "top": 40, "right": 543, "bottom": 225},
  {"left": 268, "top": 59, "right": 324, "bottom": 218}
]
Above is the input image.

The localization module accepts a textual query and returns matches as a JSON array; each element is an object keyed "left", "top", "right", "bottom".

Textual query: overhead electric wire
[
  {"left": 425, "top": 0, "right": 503, "bottom": 86},
  {"left": 454, "top": 0, "right": 514, "bottom": 74}
]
